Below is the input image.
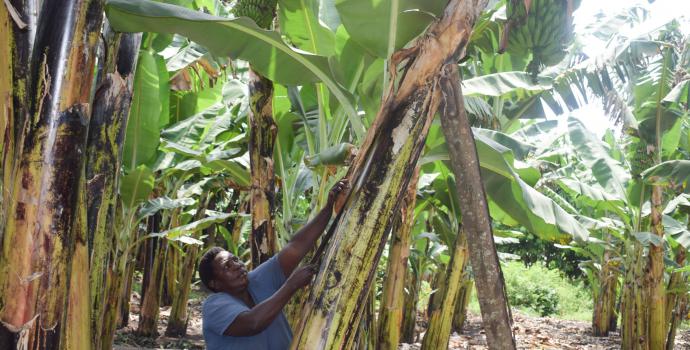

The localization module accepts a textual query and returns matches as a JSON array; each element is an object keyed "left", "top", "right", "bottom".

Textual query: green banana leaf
[
  {"left": 278, "top": 0, "right": 336, "bottom": 56},
  {"left": 105, "top": 0, "right": 360, "bottom": 131},
  {"left": 556, "top": 178, "right": 626, "bottom": 215},
  {"left": 155, "top": 53, "right": 171, "bottom": 128},
  {"left": 508, "top": 120, "right": 562, "bottom": 150},
  {"left": 120, "top": 165, "right": 155, "bottom": 210},
  {"left": 473, "top": 128, "right": 535, "bottom": 160},
  {"left": 642, "top": 160, "right": 690, "bottom": 187},
  {"left": 662, "top": 215, "right": 690, "bottom": 250},
  {"left": 462, "top": 71, "right": 553, "bottom": 97},
  {"left": 567, "top": 117, "right": 630, "bottom": 202},
  {"left": 421, "top": 126, "right": 589, "bottom": 242},
  {"left": 335, "top": 0, "right": 445, "bottom": 58},
  {"left": 663, "top": 79, "right": 690, "bottom": 106},
  {"left": 155, "top": 102, "right": 241, "bottom": 170},
  {"left": 633, "top": 231, "right": 663, "bottom": 247},
  {"left": 664, "top": 194, "right": 690, "bottom": 214},
  {"left": 161, "top": 35, "right": 212, "bottom": 71},
  {"left": 482, "top": 169, "right": 589, "bottom": 243},
  {"left": 138, "top": 196, "right": 196, "bottom": 220},
  {"left": 123, "top": 51, "right": 162, "bottom": 170},
  {"left": 149, "top": 212, "right": 234, "bottom": 245}
]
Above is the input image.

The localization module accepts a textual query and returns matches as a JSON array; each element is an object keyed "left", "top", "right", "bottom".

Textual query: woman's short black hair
[{"left": 199, "top": 247, "right": 224, "bottom": 291}]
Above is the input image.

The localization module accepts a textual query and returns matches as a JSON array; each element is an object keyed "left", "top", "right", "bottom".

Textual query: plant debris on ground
[{"left": 114, "top": 292, "right": 690, "bottom": 350}]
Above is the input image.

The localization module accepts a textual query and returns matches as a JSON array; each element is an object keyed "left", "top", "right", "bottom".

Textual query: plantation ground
[
  {"left": 112, "top": 292, "right": 690, "bottom": 350},
  {"left": 111, "top": 263, "right": 690, "bottom": 349},
  {"left": 405, "top": 313, "right": 690, "bottom": 349}
]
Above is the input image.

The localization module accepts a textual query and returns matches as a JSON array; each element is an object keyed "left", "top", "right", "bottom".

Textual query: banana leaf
[
  {"left": 120, "top": 165, "right": 155, "bottom": 210},
  {"left": 335, "top": 0, "right": 445, "bottom": 58},
  {"left": 462, "top": 71, "right": 553, "bottom": 98},
  {"left": 642, "top": 160, "right": 690, "bottom": 187},
  {"left": 567, "top": 117, "right": 630, "bottom": 202},
  {"left": 123, "top": 50, "right": 162, "bottom": 170},
  {"left": 105, "top": 0, "right": 361, "bottom": 133},
  {"left": 422, "top": 127, "right": 589, "bottom": 242},
  {"left": 278, "top": 0, "right": 336, "bottom": 56}
]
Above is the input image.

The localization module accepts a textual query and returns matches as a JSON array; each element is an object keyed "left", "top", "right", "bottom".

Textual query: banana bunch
[
  {"left": 232, "top": 0, "right": 278, "bottom": 29},
  {"left": 628, "top": 141, "right": 654, "bottom": 178},
  {"left": 505, "top": 0, "right": 580, "bottom": 81}
]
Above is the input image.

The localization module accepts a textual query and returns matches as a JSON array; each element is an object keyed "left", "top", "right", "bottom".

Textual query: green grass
[{"left": 468, "top": 261, "right": 592, "bottom": 321}]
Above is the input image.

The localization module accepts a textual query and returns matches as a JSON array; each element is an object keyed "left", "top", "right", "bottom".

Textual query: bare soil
[
  {"left": 114, "top": 292, "right": 690, "bottom": 349},
  {"left": 403, "top": 313, "right": 690, "bottom": 350},
  {"left": 113, "top": 291, "right": 205, "bottom": 350}
]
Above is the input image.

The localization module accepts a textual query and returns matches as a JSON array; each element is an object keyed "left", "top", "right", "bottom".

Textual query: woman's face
[{"left": 210, "top": 250, "right": 249, "bottom": 294}]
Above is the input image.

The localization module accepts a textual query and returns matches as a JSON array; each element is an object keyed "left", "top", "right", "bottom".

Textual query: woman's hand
[
  {"left": 327, "top": 179, "right": 350, "bottom": 215},
  {"left": 285, "top": 264, "right": 318, "bottom": 291}
]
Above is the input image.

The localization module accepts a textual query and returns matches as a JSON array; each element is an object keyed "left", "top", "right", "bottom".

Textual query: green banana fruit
[
  {"left": 232, "top": 0, "right": 278, "bottom": 29},
  {"left": 504, "top": 0, "right": 579, "bottom": 82}
]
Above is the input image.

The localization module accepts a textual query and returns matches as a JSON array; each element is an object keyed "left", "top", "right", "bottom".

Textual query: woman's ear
[{"left": 209, "top": 279, "right": 216, "bottom": 291}]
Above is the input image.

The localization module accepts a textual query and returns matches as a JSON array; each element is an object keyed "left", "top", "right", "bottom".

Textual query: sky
[{"left": 552, "top": 0, "right": 690, "bottom": 137}]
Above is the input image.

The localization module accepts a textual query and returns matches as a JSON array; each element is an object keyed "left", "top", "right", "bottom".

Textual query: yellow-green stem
[
  {"left": 377, "top": 169, "right": 418, "bottom": 350},
  {"left": 421, "top": 230, "right": 468, "bottom": 350}
]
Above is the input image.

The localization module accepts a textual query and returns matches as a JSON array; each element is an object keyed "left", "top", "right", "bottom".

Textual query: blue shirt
[{"left": 202, "top": 255, "right": 292, "bottom": 349}]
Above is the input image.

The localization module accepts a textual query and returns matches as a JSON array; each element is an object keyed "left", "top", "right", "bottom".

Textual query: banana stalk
[
  {"left": 1, "top": 1, "right": 39, "bottom": 233},
  {"left": 0, "top": 1, "right": 103, "bottom": 348},
  {"left": 664, "top": 246, "right": 687, "bottom": 350},
  {"left": 621, "top": 243, "right": 648, "bottom": 350},
  {"left": 62, "top": 177, "right": 90, "bottom": 349},
  {"left": 452, "top": 274, "right": 473, "bottom": 333},
  {"left": 377, "top": 169, "right": 419, "bottom": 350},
  {"left": 401, "top": 267, "right": 421, "bottom": 343},
  {"left": 86, "top": 31, "right": 142, "bottom": 350},
  {"left": 665, "top": 248, "right": 686, "bottom": 326},
  {"left": 232, "top": 0, "right": 280, "bottom": 269},
  {"left": 290, "top": 2, "right": 490, "bottom": 348},
  {"left": 138, "top": 215, "right": 165, "bottom": 336},
  {"left": 421, "top": 229, "right": 469, "bottom": 350},
  {"left": 166, "top": 193, "right": 211, "bottom": 337},
  {"left": 248, "top": 69, "right": 278, "bottom": 268},
  {"left": 648, "top": 185, "right": 666, "bottom": 349},
  {"left": 592, "top": 252, "right": 618, "bottom": 336},
  {"left": 439, "top": 65, "right": 516, "bottom": 349}
]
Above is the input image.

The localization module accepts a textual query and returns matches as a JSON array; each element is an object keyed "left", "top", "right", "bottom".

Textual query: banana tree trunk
[
  {"left": 621, "top": 243, "right": 648, "bottom": 350},
  {"left": 0, "top": 5, "right": 15, "bottom": 240},
  {"left": 377, "top": 169, "right": 418, "bottom": 350},
  {"left": 86, "top": 31, "right": 142, "bottom": 350},
  {"left": 354, "top": 284, "right": 378, "bottom": 349},
  {"left": 165, "top": 245, "right": 200, "bottom": 337},
  {"left": 100, "top": 232, "right": 124, "bottom": 347},
  {"left": 137, "top": 216, "right": 164, "bottom": 336},
  {"left": 421, "top": 229, "right": 469, "bottom": 350},
  {"left": 666, "top": 288, "right": 687, "bottom": 350},
  {"left": 426, "top": 264, "right": 447, "bottom": 320},
  {"left": 166, "top": 193, "right": 210, "bottom": 337},
  {"left": 0, "top": 1, "right": 103, "bottom": 348},
  {"left": 248, "top": 69, "right": 277, "bottom": 268},
  {"left": 232, "top": 0, "right": 280, "bottom": 269},
  {"left": 593, "top": 249, "right": 618, "bottom": 336},
  {"left": 290, "top": 2, "right": 489, "bottom": 348},
  {"left": 401, "top": 267, "right": 421, "bottom": 343},
  {"left": 452, "top": 274, "right": 473, "bottom": 333},
  {"left": 664, "top": 248, "right": 686, "bottom": 349},
  {"left": 648, "top": 185, "right": 666, "bottom": 349},
  {"left": 117, "top": 258, "right": 135, "bottom": 329},
  {"left": 62, "top": 179, "right": 90, "bottom": 349},
  {"left": 1, "top": 1, "right": 39, "bottom": 235},
  {"left": 665, "top": 248, "right": 686, "bottom": 325},
  {"left": 438, "top": 65, "right": 516, "bottom": 349}
]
